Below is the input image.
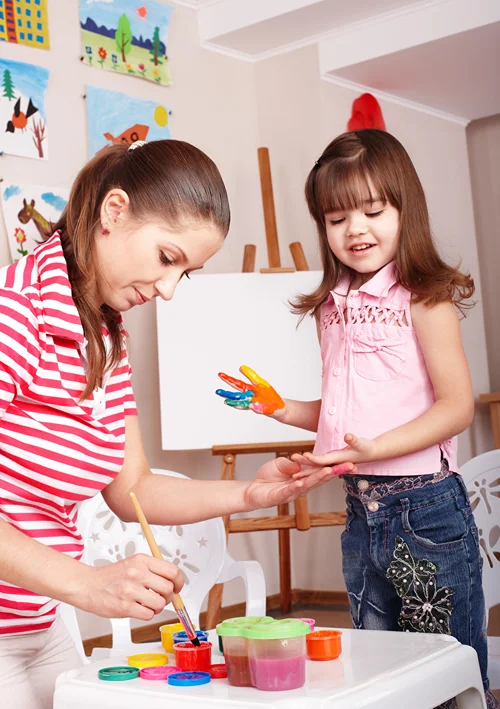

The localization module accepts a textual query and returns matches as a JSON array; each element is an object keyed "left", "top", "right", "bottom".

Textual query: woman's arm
[
  {"left": 292, "top": 300, "right": 474, "bottom": 468},
  {"left": 102, "top": 416, "right": 354, "bottom": 524},
  {"left": 0, "top": 516, "right": 183, "bottom": 621}
]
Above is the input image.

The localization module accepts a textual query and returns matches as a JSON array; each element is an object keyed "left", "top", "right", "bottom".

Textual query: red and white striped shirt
[{"left": 0, "top": 233, "right": 137, "bottom": 635}]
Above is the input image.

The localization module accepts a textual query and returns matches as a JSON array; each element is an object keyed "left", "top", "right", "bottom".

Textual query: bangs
[{"left": 314, "top": 153, "right": 399, "bottom": 218}]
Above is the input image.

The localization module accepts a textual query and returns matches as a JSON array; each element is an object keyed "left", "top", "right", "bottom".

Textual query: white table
[{"left": 54, "top": 627, "right": 486, "bottom": 709}]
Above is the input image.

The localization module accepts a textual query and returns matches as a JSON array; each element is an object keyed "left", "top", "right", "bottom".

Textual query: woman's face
[{"left": 95, "top": 190, "right": 224, "bottom": 312}]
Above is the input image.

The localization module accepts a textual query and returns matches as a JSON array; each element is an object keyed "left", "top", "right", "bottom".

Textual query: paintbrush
[{"left": 129, "top": 492, "right": 200, "bottom": 647}]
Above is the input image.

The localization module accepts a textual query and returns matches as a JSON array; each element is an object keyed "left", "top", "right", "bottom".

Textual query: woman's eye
[{"left": 160, "top": 252, "right": 173, "bottom": 266}]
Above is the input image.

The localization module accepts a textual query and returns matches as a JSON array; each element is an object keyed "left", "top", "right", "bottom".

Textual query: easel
[{"left": 205, "top": 148, "right": 346, "bottom": 629}]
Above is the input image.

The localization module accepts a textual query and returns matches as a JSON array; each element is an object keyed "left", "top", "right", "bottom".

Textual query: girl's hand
[
  {"left": 243, "top": 457, "right": 356, "bottom": 509},
  {"left": 291, "top": 434, "right": 378, "bottom": 478},
  {"left": 77, "top": 554, "right": 184, "bottom": 621},
  {"left": 216, "top": 365, "right": 286, "bottom": 416}
]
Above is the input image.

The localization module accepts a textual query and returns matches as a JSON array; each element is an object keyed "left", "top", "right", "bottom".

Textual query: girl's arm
[
  {"left": 293, "top": 300, "right": 474, "bottom": 468},
  {"left": 101, "top": 416, "right": 354, "bottom": 524}
]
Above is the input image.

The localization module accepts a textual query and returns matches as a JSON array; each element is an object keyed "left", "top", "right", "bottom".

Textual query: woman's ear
[{"left": 100, "top": 189, "right": 130, "bottom": 227}]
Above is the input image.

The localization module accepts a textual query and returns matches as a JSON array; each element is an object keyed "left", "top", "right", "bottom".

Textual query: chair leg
[
  {"left": 206, "top": 583, "right": 224, "bottom": 629},
  {"left": 278, "top": 502, "right": 292, "bottom": 613}
]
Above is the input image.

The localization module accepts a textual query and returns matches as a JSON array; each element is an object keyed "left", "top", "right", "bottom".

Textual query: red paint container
[
  {"left": 306, "top": 630, "right": 342, "bottom": 661},
  {"left": 174, "top": 641, "right": 212, "bottom": 672}
]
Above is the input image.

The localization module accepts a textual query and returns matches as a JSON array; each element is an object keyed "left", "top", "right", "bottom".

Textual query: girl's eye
[
  {"left": 330, "top": 218, "right": 344, "bottom": 226},
  {"left": 367, "top": 210, "right": 384, "bottom": 218},
  {"left": 160, "top": 252, "right": 173, "bottom": 266}
]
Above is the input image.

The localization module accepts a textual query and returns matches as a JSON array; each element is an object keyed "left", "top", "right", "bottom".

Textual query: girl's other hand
[
  {"left": 215, "top": 365, "right": 286, "bottom": 416},
  {"left": 244, "top": 457, "right": 356, "bottom": 509},
  {"left": 291, "top": 434, "right": 378, "bottom": 477}
]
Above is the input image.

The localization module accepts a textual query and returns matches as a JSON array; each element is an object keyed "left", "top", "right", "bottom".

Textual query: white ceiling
[
  {"left": 193, "top": 0, "right": 500, "bottom": 123},
  {"left": 329, "top": 21, "right": 500, "bottom": 123},
  {"left": 199, "top": 0, "right": 424, "bottom": 57}
]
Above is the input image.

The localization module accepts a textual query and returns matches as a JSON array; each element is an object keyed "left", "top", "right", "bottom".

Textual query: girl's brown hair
[
  {"left": 292, "top": 129, "right": 474, "bottom": 319},
  {"left": 47, "top": 140, "right": 230, "bottom": 400}
]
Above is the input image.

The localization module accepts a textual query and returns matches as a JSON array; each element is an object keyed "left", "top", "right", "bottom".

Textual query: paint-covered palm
[{"left": 216, "top": 365, "right": 285, "bottom": 415}]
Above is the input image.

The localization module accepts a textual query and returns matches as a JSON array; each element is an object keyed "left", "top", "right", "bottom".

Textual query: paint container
[
  {"left": 299, "top": 617, "right": 315, "bottom": 633},
  {"left": 159, "top": 622, "right": 186, "bottom": 653},
  {"left": 216, "top": 617, "right": 273, "bottom": 686},
  {"left": 244, "top": 619, "right": 310, "bottom": 691},
  {"left": 174, "top": 641, "right": 212, "bottom": 672},
  {"left": 306, "top": 630, "right": 342, "bottom": 661},
  {"left": 172, "top": 630, "right": 208, "bottom": 646},
  {"left": 127, "top": 652, "right": 169, "bottom": 668},
  {"left": 139, "top": 665, "right": 181, "bottom": 680}
]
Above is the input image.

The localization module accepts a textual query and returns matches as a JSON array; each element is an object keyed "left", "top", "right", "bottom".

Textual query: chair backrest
[
  {"left": 77, "top": 469, "right": 228, "bottom": 648},
  {"left": 460, "top": 450, "right": 500, "bottom": 612}
]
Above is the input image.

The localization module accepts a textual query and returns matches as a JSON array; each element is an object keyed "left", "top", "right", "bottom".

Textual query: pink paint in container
[{"left": 244, "top": 619, "right": 310, "bottom": 691}]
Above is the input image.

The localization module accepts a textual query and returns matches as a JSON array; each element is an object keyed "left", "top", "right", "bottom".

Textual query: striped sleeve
[
  {"left": 123, "top": 352, "right": 138, "bottom": 417},
  {"left": 0, "top": 289, "right": 41, "bottom": 420}
]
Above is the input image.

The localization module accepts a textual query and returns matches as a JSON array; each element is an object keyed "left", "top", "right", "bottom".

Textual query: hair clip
[
  {"left": 315, "top": 159, "right": 321, "bottom": 167},
  {"left": 128, "top": 140, "right": 147, "bottom": 151}
]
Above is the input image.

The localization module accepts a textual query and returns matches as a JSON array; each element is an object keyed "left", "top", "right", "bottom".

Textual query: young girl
[
  {"left": 217, "top": 129, "right": 497, "bottom": 708},
  {"left": 0, "top": 139, "right": 353, "bottom": 709}
]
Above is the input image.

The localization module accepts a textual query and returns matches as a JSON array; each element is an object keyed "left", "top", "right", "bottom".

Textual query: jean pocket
[
  {"left": 353, "top": 333, "right": 406, "bottom": 381},
  {"left": 401, "top": 495, "right": 468, "bottom": 552}
]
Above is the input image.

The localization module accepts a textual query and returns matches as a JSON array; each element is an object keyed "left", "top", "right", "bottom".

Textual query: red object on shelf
[
  {"left": 306, "top": 630, "right": 342, "bottom": 661},
  {"left": 347, "top": 93, "right": 386, "bottom": 131},
  {"left": 209, "top": 664, "right": 228, "bottom": 679}
]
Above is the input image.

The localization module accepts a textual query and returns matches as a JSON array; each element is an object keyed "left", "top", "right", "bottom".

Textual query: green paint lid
[
  {"left": 98, "top": 666, "right": 140, "bottom": 681},
  {"left": 216, "top": 616, "right": 273, "bottom": 637},
  {"left": 243, "top": 618, "right": 310, "bottom": 640}
]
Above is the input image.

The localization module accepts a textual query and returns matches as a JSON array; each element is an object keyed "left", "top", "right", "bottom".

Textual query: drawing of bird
[
  {"left": 136, "top": 5, "right": 147, "bottom": 19},
  {"left": 6, "top": 98, "right": 39, "bottom": 133}
]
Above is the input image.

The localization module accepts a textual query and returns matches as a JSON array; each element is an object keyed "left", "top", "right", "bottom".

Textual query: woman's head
[
  {"left": 50, "top": 139, "right": 230, "bottom": 398},
  {"left": 57, "top": 139, "right": 229, "bottom": 312},
  {"left": 293, "top": 129, "right": 473, "bottom": 317}
]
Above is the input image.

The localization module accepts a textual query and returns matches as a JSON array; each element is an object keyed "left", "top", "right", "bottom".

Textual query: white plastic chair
[
  {"left": 461, "top": 449, "right": 500, "bottom": 690},
  {"left": 59, "top": 468, "right": 266, "bottom": 661}
]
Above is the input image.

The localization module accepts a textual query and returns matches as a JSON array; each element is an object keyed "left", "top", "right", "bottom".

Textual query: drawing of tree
[
  {"left": 116, "top": 14, "right": 132, "bottom": 63},
  {"left": 149, "top": 26, "right": 163, "bottom": 66},
  {"left": 31, "top": 116, "right": 46, "bottom": 159},
  {"left": 2, "top": 69, "right": 16, "bottom": 101}
]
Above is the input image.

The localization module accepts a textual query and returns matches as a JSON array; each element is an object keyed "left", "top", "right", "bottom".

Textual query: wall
[
  {"left": 0, "top": 2, "right": 493, "bottom": 640},
  {"left": 467, "top": 114, "right": 500, "bottom": 391}
]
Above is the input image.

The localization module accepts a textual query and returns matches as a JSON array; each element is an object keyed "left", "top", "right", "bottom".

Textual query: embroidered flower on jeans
[
  {"left": 399, "top": 576, "right": 454, "bottom": 634},
  {"left": 386, "top": 535, "right": 438, "bottom": 597}
]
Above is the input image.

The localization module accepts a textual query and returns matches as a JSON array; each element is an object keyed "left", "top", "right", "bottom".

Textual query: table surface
[{"left": 55, "top": 627, "right": 469, "bottom": 707}]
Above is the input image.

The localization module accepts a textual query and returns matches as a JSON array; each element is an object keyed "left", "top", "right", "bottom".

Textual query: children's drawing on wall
[
  {"left": 86, "top": 85, "right": 171, "bottom": 156},
  {"left": 0, "top": 183, "right": 69, "bottom": 262},
  {"left": 79, "top": 0, "right": 174, "bottom": 86},
  {"left": 347, "top": 93, "right": 386, "bottom": 132},
  {"left": 0, "top": 0, "right": 50, "bottom": 50},
  {"left": 0, "top": 59, "right": 49, "bottom": 159}
]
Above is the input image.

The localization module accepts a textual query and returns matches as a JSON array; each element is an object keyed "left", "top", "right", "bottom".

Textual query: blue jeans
[{"left": 341, "top": 469, "right": 497, "bottom": 706}]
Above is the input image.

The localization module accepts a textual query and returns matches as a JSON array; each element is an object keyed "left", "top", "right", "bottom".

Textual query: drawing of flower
[
  {"left": 111, "top": 53, "right": 118, "bottom": 70},
  {"left": 152, "top": 67, "right": 161, "bottom": 83},
  {"left": 85, "top": 45, "right": 93, "bottom": 65},
  {"left": 14, "top": 228, "right": 28, "bottom": 257},
  {"left": 126, "top": 63, "right": 135, "bottom": 74},
  {"left": 97, "top": 47, "right": 107, "bottom": 68},
  {"left": 138, "top": 63, "right": 147, "bottom": 77}
]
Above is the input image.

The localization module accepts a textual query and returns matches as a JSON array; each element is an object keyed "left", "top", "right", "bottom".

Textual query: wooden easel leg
[
  {"left": 206, "top": 454, "right": 236, "bottom": 629},
  {"left": 278, "top": 502, "right": 292, "bottom": 613}
]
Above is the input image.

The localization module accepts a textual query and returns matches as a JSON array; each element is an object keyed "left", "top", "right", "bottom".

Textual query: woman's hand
[
  {"left": 243, "top": 457, "right": 356, "bottom": 509},
  {"left": 77, "top": 554, "right": 184, "bottom": 621},
  {"left": 216, "top": 365, "right": 286, "bottom": 417},
  {"left": 291, "top": 434, "right": 378, "bottom": 478}
]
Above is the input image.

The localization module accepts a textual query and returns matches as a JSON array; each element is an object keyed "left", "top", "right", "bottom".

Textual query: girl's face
[
  {"left": 95, "top": 190, "right": 224, "bottom": 311},
  {"left": 324, "top": 191, "right": 400, "bottom": 286}
]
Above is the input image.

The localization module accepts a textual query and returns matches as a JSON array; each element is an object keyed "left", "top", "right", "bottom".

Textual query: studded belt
[{"left": 342, "top": 460, "right": 454, "bottom": 512}]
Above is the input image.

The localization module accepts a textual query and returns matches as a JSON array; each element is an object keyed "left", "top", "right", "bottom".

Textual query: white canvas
[{"left": 156, "top": 272, "right": 323, "bottom": 450}]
